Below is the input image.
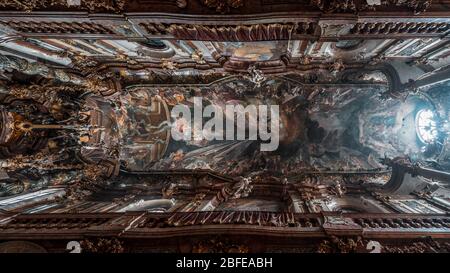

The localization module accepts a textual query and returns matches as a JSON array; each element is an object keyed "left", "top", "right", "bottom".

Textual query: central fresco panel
[
  {"left": 116, "top": 89, "right": 171, "bottom": 170},
  {"left": 96, "top": 75, "right": 427, "bottom": 176}
]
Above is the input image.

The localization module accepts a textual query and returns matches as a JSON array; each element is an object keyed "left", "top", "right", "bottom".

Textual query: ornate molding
[
  {"left": 0, "top": 0, "right": 435, "bottom": 14},
  {"left": 145, "top": 211, "right": 317, "bottom": 228},
  {"left": 139, "top": 22, "right": 317, "bottom": 41},
  {"left": 0, "top": 0, "right": 126, "bottom": 13},
  {"left": 1, "top": 212, "right": 448, "bottom": 241},
  {"left": 1, "top": 20, "right": 115, "bottom": 35},
  {"left": 350, "top": 21, "right": 450, "bottom": 36}
]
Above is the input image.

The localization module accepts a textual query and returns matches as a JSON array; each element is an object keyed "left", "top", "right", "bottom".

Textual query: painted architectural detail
[{"left": 0, "top": 0, "right": 449, "bottom": 254}]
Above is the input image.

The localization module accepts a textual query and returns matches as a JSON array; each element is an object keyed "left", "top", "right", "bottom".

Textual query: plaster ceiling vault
[{"left": 0, "top": 0, "right": 449, "bottom": 253}]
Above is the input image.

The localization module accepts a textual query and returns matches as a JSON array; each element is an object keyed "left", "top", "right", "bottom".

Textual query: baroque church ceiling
[{"left": 0, "top": 0, "right": 449, "bottom": 254}]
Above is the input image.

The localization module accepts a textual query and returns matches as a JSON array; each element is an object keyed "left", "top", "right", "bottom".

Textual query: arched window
[{"left": 415, "top": 109, "right": 439, "bottom": 144}]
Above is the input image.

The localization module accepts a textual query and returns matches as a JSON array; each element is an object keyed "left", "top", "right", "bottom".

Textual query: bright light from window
[{"left": 415, "top": 109, "right": 439, "bottom": 144}]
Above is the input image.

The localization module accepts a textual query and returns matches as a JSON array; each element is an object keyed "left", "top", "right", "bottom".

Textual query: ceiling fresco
[
  {"left": 77, "top": 73, "right": 446, "bottom": 177},
  {"left": 0, "top": 0, "right": 450, "bottom": 254}
]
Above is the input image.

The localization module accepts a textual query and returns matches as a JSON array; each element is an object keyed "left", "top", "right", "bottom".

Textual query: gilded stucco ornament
[
  {"left": 317, "top": 236, "right": 365, "bottom": 253},
  {"left": 329, "top": 59, "right": 345, "bottom": 76},
  {"left": 0, "top": 0, "right": 126, "bottom": 13},
  {"left": 191, "top": 50, "right": 206, "bottom": 64},
  {"left": 161, "top": 59, "right": 178, "bottom": 70},
  {"left": 201, "top": 0, "right": 243, "bottom": 14}
]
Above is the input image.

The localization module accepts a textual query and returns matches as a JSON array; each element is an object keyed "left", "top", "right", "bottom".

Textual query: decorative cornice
[
  {"left": 1, "top": 212, "right": 448, "bottom": 234},
  {"left": 350, "top": 21, "right": 450, "bottom": 36},
  {"left": 139, "top": 22, "right": 318, "bottom": 41},
  {"left": 0, "top": 0, "right": 436, "bottom": 14},
  {"left": 0, "top": 0, "right": 126, "bottom": 13},
  {"left": 311, "top": 0, "right": 433, "bottom": 15},
  {"left": 1, "top": 20, "right": 115, "bottom": 35}
]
